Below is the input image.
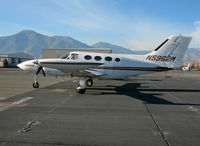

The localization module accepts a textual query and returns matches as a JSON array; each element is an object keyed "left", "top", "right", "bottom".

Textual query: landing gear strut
[
  {"left": 86, "top": 78, "right": 93, "bottom": 87},
  {"left": 33, "top": 75, "right": 39, "bottom": 88},
  {"left": 76, "top": 77, "right": 86, "bottom": 94},
  {"left": 32, "top": 64, "right": 46, "bottom": 88}
]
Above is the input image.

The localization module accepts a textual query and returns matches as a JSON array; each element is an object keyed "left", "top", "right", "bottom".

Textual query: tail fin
[{"left": 145, "top": 35, "right": 192, "bottom": 68}]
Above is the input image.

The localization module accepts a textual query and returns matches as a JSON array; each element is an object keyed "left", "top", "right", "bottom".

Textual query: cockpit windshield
[{"left": 60, "top": 53, "right": 70, "bottom": 59}]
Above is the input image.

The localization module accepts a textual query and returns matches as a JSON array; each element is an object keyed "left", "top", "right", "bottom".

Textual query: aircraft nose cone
[{"left": 17, "top": 62, "right": 25, "bottom": 70}]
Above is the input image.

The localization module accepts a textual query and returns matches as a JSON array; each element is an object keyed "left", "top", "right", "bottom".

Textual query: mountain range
[
  {"left": 0, "top": 30, "right": 199, "bottom": 62},
  {"left": 0, "top": 30, "right": 91, "bottom": 58}
]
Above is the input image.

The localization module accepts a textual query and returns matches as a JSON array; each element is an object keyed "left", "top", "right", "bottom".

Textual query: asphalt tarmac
[{"left": 0, "top": 68, "right": 200, "bottom": 146}]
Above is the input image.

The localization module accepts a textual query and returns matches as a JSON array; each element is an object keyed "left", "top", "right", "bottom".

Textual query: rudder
[{"left": 145, "top": 35, "right": 192, "bottom": 68}]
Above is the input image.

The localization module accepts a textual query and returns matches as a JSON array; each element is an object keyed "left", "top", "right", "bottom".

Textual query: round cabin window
[
  {"left": 105, "top": 56, "right": 112, "bottom": 61},
  {"left": 115, "top": 58, "right": 120, "bottom": 62},
  {"left": 84, "top": 55, "right": 92, "bottom": 60},
  {"left": 94, "top": 56, "right": 102, "bottom": 61}
]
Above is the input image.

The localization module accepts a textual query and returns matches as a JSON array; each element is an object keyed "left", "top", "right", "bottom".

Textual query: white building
[{"left": 0, "top": 52, "right": 34, "bottom": 67}]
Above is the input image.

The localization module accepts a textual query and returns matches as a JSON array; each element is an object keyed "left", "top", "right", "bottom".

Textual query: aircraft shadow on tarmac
[{"left": 88, "top": 83, "right": 200, "bottom": 106}]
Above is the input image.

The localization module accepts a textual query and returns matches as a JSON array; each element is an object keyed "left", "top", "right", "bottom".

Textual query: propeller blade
[
  {"left": 41, "top": 68, "right": 46, "bottom": 77},
  {"left": 36, "top": 66, "right": 42, "bottom": 75},
  {"left": 33, "top": 60, "right": 38, "bottom": 65}
]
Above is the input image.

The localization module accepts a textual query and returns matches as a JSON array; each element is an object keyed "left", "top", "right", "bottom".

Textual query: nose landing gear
[
  {"left": 33, "top": 81, "right": 39, "bottom": 88},
  {"left": 32, "top": 65, "right": 46, "bottom": 88},
  {"left": 33, "top": 75, "right": 39, "bottom": 88}
]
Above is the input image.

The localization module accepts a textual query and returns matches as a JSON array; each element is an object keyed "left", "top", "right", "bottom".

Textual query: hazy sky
[{"left": 0, "top": 0, "right": 200, "bottom": 50}]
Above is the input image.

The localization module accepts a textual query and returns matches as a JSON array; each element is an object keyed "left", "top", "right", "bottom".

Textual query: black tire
[
  {"left": 86, "top": 79, "right": 93, "bottom": 87},
  {"left": 33, "top": 82, "right": 39, "bottom": 88},
  {"left": 76, "top": 84, "right": 86, "bottom": 94},
  {"left": 76, "top": 88, "right": 86, "bottom": 94}
]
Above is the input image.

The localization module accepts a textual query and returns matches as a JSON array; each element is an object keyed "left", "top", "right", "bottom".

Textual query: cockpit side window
[
  {"left": 61, "top": 53, "right": 69, "bottom": 59},
  {"left": 71, "top": 53, "right": 79, "bottom": 60}
]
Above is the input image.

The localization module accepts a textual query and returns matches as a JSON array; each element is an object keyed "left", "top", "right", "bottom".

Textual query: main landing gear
[
  {"left": 86, "top": 78, "right": 93, "bottom": 87},
  {"left": 76, "top": 77, "right": 86, "bottom": 94},
  {"left": 76, "top": 78, "right": 93, "bottom": 94}
]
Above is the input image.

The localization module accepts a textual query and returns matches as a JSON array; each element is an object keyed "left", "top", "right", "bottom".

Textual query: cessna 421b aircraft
[{"left": 18, "top": 35, "right": 191, "bottom": 94}]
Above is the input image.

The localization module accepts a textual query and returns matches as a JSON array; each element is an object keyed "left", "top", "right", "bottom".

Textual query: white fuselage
[{"left": 18, "top": 51, "right": 168, "bottom": 79}]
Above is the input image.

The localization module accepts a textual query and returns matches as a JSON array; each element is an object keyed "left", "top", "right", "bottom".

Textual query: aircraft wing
[
  {"left": 80, "top": 69, "right": 105, "bottom": 77},
  {"left": 38, "top": 59, "right": 105, "bottom": 77}
]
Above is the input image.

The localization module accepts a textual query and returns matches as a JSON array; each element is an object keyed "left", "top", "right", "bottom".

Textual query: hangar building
[
  {"left": 42, "top": 48, "right": 112, "bottom": 58},
  {"left": 0, "top": 52, "right": 34, "bottom": 67}
]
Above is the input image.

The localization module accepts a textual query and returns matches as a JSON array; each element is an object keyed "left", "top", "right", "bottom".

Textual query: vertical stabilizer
[{"left": 145, "top": 35, "right": 192, "bottom": 68}]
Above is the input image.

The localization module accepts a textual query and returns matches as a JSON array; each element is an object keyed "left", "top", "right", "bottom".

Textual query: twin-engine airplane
[{"left": 18, "top": 35, "right": 191, "bottom": 94}]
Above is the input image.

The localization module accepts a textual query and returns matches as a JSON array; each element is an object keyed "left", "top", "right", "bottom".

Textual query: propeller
[
  {"left": 36, "top": 66, "right": 46, "bottom": 76},
  {"left": 34, "top": 60, "right": 46, "bottom": 77},
  {"left": 33, "top": 60, "right": 38, "bottom": 65}
]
